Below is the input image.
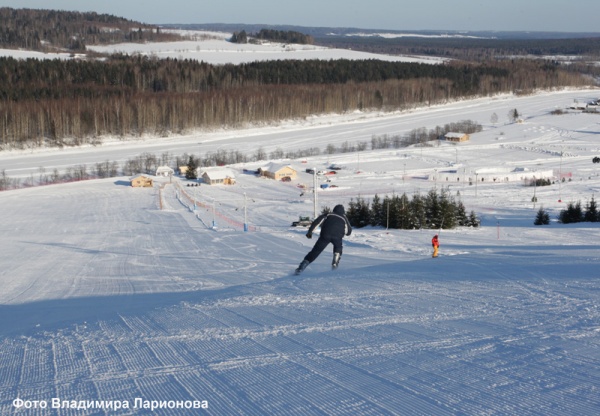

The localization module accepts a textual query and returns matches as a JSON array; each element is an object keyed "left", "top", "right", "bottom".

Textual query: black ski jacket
[{"left": 307, "top": 205, "right": 352, "bottom": 239}]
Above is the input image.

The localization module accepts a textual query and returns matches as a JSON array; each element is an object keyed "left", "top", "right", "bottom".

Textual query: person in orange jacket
[{"left": 431, "top": 234, "right": 439, "bottom": 258}]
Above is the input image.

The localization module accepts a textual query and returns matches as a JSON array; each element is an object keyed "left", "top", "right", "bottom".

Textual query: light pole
[
  {"left": 533, "top": 176, "right": 537, "bottom": 208},
  {"left": 386, "top": 201, "right": 390, "bottom": 230},
  {"left": 212, "top": 199, "right": 217, "bottom": 229},
  {"left": 313, "top": 168, "right": 318, "bottom": 218},
  {"left": 558, "top": 149, "right": 563, "bottom": 202},
  {"left": 197, "top": 142, "right": 202, "bottom": 169}
]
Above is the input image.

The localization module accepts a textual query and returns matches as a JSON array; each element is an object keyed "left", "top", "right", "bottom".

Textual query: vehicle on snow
[{"left": 291, "top": 216, "right": 312, "bottom": 227}]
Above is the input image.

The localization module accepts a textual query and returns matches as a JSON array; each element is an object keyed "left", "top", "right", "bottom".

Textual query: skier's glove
[{"left": 306, "top": 232, "right": 312, "bottom": 239}]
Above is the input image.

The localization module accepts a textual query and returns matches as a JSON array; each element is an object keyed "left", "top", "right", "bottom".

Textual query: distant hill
[
  {"left": 164, "top": 23, "right": 600, "bottom": 61},
  {"left": 161, "top": 23, "right": 600, "bottom": 41},
  {"left": 0, "top": 7, "right": 182, "bottom": 52}
]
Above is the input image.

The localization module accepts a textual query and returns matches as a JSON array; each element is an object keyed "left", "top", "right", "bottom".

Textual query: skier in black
[{"left": 295, "top": 204, "right": 352, "bottom": 274}]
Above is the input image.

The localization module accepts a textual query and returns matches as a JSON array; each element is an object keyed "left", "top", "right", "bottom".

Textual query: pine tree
[
  {"left": 370, "top": 194, "right": 383, "bottom": 227},
  {"left": 534, "top": 207, "right": 550, "bottom": 225},
  {"left": 438, "top": 189, "right": 457, "bottom": 229},
  {"left": 559, "top": 201, "right": 583, "bottom": 224},
  {"left": 456, "top": 201, "right": 468, "bottom": 226},
  {"left": 396, "top": 193, "right": 410, "bottom": 229},
  {"left": 468, "top": 211, "right": 480, "bottom": 227},
  {"left": 346, "top": 199, "right": 360, "bottom": 227},
  {"left": 425, "top": 189, "right": 441, "bottom": 229},
  {"left": 584, "top": 196, "right": 599, "bottom": 222},
  {"left": 409, "top": 193, "right": 426, "bottom": 229},
  {"left": 184, "top": 155, "right": 197, "bottom": 179},
  {"left": 357, "top": 198, "right": 371, "bottom": 227},
  {"left": 346, "top": 198, "right": 371, "bottom": 228}
]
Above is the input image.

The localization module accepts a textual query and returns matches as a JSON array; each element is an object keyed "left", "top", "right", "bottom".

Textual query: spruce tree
[
  {"left": 409, "top": 193, "right": 426, "bottom": 229},
  {"left": 425, "top": 189, "right": 441, "bottom": 229},
  {"left": 468, "top": 211, "right": 480, "bottom": 227},
  {"left": 396, "top": 193, "right": 410, "bottom": 229},
  {"left": 439, "top": 189, "right": 457, "bottom": 229},
  {"left": 584, "top": 196, "right": 599, "bottom": 222},
  {"left": 370, "top": 194, "right": 383, "bottom": 227},
  {"left": 534, "top": 207, "right": 550, "bottom": 225},
  {"left": 346, "top": 198, "right": 371, "bottom": 228},
  {"left": 346, "top": 199, "right": 358, "bottom": 226},
  {"left": 185, "top": 156, "right": 197, "bottom": 179},
  {"left": 456, "top": 201, "right": 468, "bottom": 226},
  {"left": 559, "top": 201, "right": 583, "bottom": 224},
  {"left": 357, "top": 198, "right": 371, "bottom": 227}
]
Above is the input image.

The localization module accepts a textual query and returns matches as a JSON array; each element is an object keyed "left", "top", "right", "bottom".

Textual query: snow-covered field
[
  {"left": 1, "top": 32, "right": 600, "bottom": 415},
  {"left": 85, "top": 30, "right": 446, "bottom": 65},
  {"left": 0, "top": 29, "right": 444, "bottom": 65}
]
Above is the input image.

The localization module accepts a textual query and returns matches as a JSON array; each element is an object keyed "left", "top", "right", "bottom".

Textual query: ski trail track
[{"left": 4, "top": 258, "right": 598, "bottom": 415}]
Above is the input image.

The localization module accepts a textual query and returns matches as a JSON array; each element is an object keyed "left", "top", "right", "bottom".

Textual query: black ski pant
[{"left": 304, "top": 235, "right": 343, "bottom": 263}]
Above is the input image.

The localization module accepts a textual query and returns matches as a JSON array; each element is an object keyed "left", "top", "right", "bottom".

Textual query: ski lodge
[
  {"left": 155, "top": 166, "right": 174, "bottom": 177},
  {"left": 130, "top": 174, "right": 153, "bottom": 187},
  {"left": 444, "top": 132, "right": 470, "bottom": 142},
  {"left": 201, "top": 168, "right": 236, "bottom": 185},
  {"left": 259, "top": 163, "right": 297, "bottom": 181}
]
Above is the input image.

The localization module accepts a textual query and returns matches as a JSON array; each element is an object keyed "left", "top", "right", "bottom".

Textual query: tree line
[
  {"left": 345, "top": 189, "right": 479, "bottom": 230},
  {"left": 0, "top": 56, "right": 588, "bottom": 149},
  {"left": 558, "top": 196, "right": 600, "bottom": 224},
  {"left": 231, "top": 29, "right": 314, "bottom": 45},
  {"left": 315, "top": 35, "right": 600, "bottom": 61},
  {"left": 534, "top": 196, "right": 600, "bottom": 225},
  {"left": 0, "top": 55, "right": 517, "bottom": 97},
  {"left": 371, "top": 120, "right": 483, "bottom": 150},
  {"left": 252, "top": 29, "right": 314, "bottom": 45}
]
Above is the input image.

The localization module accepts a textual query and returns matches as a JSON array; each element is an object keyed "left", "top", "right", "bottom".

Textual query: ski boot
[
  {"left": 295, "top": 260, "right": 310, "bottom": 275},
  {"left": 332, "top": 252, "right": 341, "bottom": 270}
]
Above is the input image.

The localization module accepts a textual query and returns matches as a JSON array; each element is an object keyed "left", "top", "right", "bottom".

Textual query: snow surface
[
  {"left": 0, "top": 29, "right": 445, "bottom": 65},
  {"left": 85, "top": 30, "right": 446, "bottom": 65},
  {"left": 1, "top": 34, "right": 600, "bottom": 415}
]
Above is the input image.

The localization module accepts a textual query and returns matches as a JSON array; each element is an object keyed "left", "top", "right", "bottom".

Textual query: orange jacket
[{"left": 432, "top": 235, "right": 439, "bottom": 247}]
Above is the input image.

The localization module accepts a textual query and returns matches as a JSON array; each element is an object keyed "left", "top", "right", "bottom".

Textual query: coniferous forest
[
  {"left": 0, "top": 56, "right": 588, "bottom": 149},
  {"left": 345, "top": 189, "right": 479, "bottom": 230},
  {"left": 0, "top": 7, "right": 177, "bottom": 51}
]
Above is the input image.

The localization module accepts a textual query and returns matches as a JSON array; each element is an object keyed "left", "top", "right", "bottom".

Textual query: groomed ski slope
[{"left": 1, "top": 89, "right": 600, "bottom": 414}]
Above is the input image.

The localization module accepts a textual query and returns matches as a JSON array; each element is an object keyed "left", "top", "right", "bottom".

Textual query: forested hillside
[
  {"left": 316, "top": 35, "right": 600, "bottom": 61},
  {"left": 0, "top": 7, "right": 179, "bottom": 52},
  {"left": 0, "top": 56, "right": 588, "bottom": 149}
]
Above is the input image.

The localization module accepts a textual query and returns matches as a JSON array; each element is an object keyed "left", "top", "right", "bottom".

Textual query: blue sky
[{"left": 2, "top": 0, "right": 599, "bottom": 32}]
